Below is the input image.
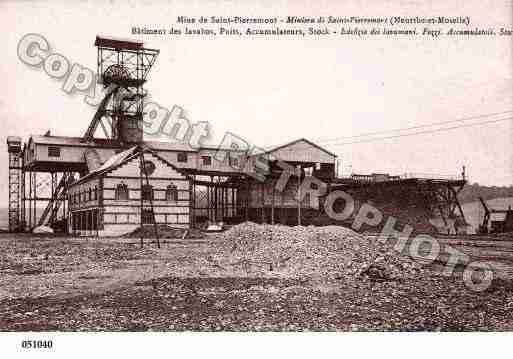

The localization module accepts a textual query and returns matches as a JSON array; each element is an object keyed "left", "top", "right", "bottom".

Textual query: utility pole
[{"left": 297, "top": 165, "right": 301, "bottom": 226}]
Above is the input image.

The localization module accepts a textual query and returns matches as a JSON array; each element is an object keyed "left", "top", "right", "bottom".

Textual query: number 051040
[{"left": 21, "top": 340, "right": 53, "bottom": 349}]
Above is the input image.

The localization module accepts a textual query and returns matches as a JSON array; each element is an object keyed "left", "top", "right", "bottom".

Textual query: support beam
[
  {"left": 261, "top": 182, "right": 265, "bottom": 224},
  {"left": 245, "top": 180, "right": 250, "bottom": 222},
  {"left": 32, "top": 172, "right": 36, "bottom": 228},
  {"left": 271, "top": 183, "right": 275, "bottom": 225},
  {"left": 28, "top": 171, "right": 32, "bottom": 229},
  {"left": 232, "top": 187, "right": 235, "bottom": 219}
]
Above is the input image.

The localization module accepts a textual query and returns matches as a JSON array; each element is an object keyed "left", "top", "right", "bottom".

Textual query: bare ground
[{"left": 1, "top": 232, "right": 513, "bottom": 331}]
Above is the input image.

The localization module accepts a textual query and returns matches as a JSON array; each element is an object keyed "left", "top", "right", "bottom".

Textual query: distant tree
[{"left": 458, "top": 183, "right": 513, "bottom": 203}]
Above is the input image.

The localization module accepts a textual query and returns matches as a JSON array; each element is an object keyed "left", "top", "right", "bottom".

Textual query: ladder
[{"left": 139, "top": 151, "right": 160, "bottom": 248}]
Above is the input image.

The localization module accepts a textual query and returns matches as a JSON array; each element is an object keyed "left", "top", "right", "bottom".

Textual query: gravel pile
[{"left": 211, "top": 222, "right": 425, "bottom": 282}]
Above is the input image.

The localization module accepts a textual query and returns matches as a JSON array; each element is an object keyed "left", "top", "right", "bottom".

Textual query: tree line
[{"left": 458, "top": 183, "right": 513, "bottom": 203}]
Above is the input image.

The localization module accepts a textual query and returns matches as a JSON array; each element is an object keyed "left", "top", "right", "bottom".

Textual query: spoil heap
[{"left": 212, "top": 222, "right": 424, "bottom": 282}]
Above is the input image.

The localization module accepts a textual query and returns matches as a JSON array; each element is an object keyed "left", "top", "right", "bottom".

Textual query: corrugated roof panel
[{"left": 93, "top": 146, "right": 138, "bottom": 174}]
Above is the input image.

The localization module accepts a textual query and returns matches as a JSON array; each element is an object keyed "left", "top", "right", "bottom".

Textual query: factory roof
[
  {"left": 30, "top": 135, "right": 112, "bottom": 147},
  {"left": 29, "top": 135, "right": 197, "bottom": 152},
  {"left": 263, "top": 138, "right": 337, "bottom": 158},
  {"left": 28, "top": 134, "right": 268, "bottom": 154}
]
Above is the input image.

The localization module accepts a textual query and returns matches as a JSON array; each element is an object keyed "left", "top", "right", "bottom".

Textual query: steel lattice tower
[
  {"left": 7, "top": 136, "right": 22, "bottom": 232},
  {"left": 82, "top": 36, "right": 159, "bottom": 145}
]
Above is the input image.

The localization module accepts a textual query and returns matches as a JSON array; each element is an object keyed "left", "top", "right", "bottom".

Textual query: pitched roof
[
  {"left": 93, "top": 146, "right": 138, "bottom": 174},
  {"left": 70, "top": 146, "right": 139, "bottom": 186},
  {"left": 264, "top": 138, "right": 337, "bottom": 158},
  {"left": 69, "top": 145, "right": 187, "bottom": 187}
]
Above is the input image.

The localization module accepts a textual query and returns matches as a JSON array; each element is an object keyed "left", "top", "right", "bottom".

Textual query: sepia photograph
[{"left": 0, "top": 0, "right": 512, "bottom": 357}]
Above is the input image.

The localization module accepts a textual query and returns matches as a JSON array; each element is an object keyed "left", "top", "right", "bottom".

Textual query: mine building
[
  {"left": 5, "top": 35, "right": 468, "bottom": 236},
  {"left": 67, "top": 146, "right": 192, "bottom": 236}
]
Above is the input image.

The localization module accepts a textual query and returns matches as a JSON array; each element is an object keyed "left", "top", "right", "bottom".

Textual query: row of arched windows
[
  {"left": 70, "top": 186, "right": 98, "bottom": 205},
  {"left": 69, "top": 182, "right": 181, "bottom": 205},
  {"left": 114, "top": 182, "right": 179, "bottom": 201}
]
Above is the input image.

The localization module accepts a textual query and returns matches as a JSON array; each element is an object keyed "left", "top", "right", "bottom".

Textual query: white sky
[{"left": 0, "top": 0, "right": 512, "bottom": 204}]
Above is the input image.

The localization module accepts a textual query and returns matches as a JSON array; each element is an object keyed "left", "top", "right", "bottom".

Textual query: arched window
[
  {"left": 93, "top": 186, "right": 98, "bottom": 200},
  {"left": 304, "top": 192, "right": 311, "bottom": 208},
  {"left": 115, "top": 182, "right": 129, "bottom": 200},
  {"left": 88, "top": 188, "right": 92, "bottom": 201},
  {"left": 141, "top": 208, "right": 153, "bottom": 224},
  {"left": 166, "top": 184, "right": 178, "bottom": 201},
  {"left": 141, "top": 184, "right": 153, "bottom": 201}
]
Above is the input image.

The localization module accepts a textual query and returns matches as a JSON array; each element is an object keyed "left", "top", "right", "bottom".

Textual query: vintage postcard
[{"left": 1, "top": 0, "right": 512, "bottom": 357}]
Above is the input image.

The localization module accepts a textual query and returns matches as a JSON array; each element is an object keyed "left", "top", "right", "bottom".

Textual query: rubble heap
[{"left": 212, "top": 222, "right": 425, "bottom": 282}]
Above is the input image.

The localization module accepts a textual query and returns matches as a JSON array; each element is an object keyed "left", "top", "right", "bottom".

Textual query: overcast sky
[{"left": 1, "top": 0, "right": 512, "bottom": 204}]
